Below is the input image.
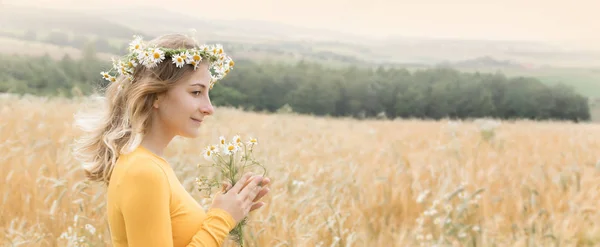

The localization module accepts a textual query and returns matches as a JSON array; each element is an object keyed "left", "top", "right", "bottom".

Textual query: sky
[{"left": 4, "top": 0, "right": 600, "bottom": 49}]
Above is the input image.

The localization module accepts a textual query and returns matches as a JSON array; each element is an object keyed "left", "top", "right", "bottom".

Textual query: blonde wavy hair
[{"left": 72, "top": 34, "right": 207, "bottom": 185}]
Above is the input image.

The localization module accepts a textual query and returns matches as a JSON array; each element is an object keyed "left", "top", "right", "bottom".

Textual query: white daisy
[
  {"left": 187, "top": 61, "right": 198, "bottom": 70},
  {"left": 111, "top": 58, "right": 120, "bottom": 71},
  {"left": 137, "top": 49, "right": 152, "bottom": 67},
  {"left": 128, "top": 35, "right": 144, "bottom": 53},
  {"left": 246, "top": 138, "right": 258, "bottom": 149},
  {"left": 179, "top": 51, "right": 192, "bottom": 63},
  {"left": 222, "top": 142, "right": 238, "bottom": 156},
  {"left": 219, "top": 136, "right": 226, "bottom": 146},
  {"left": 115, "top": 60, "right": 133, "bottom": 76},
  {"left": 199, "top": 45, "right": 209, "bottom": 52},
  {"left": 214, "top": 65, "right": 226, "bottom": 75},
  {"left": 232, "top": 135, "right": 242, "bottom": 147},
  {"left": 172, "top": 55, "right": 186, "bottom": 68},
  {"left": 150, "top": 47, "right": 165, "bottom": 65},
  {"left": 100, "top": 72, "right": 111, "bottom": 81},
  {"left": 190, "top": 52, "right": 203, "bottom": 64},
  {"left": 203, "top": 146, "right": 214, "bottom": 161},
  {"left": 127, "top": 59, "right": 138, "bottom": 68},
  {"left": 119, "top": 67, "right": 131, "bottom": 76},
  {"left": 212, "top": 44, "right": 223, "bottom": 56}
]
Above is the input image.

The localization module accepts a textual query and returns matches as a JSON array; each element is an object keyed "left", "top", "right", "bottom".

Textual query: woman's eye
[{"left": 192, "top": 91, "right": 201, "bottom": 96}]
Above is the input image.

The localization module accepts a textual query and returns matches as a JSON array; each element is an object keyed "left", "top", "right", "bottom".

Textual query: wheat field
[{"left": 1, "top": 94, "right": 600, "bottom": 247}]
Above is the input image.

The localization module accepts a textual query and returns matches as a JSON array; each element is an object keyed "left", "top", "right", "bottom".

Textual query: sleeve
[
  {"left": 119, "top": 159, "right": 237, "bottom": 247},
  {"left": 119, "top": 161, "right": 174, "bottom": 247},
  {"left": 187, "top": 207, "right": 237, "bottom": 247}
]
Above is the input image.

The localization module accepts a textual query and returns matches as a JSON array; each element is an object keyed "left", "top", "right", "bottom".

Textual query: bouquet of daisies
[{"left": 196, "top": 135, "right": 267, "bottom": 246}]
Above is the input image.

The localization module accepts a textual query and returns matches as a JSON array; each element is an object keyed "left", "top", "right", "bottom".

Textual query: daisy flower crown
[{"left": 100, "top": 35, "right": 234, "bottom": 89}]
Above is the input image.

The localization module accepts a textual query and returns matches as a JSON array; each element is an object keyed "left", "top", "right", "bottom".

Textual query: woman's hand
[
  {"left": 224, "top": 174, "right": 271, "bottom": 212},
  {"left": 249, "top": 176, "right": 270, "bottom": 211},
  {"left": 210, "top": 172, "right": 264, "bottom": 224}
]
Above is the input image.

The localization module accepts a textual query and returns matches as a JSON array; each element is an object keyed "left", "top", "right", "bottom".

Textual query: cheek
[{"left": 158, "top": 95, "right": 193, "bottom": 125}]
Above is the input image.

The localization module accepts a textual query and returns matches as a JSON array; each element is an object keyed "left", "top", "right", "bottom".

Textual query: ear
[{"left": 153, "top": 94, "right": 161, "bottom": 109}]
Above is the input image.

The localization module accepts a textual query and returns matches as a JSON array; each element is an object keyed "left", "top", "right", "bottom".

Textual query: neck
[{"left": 139, "top": 117, "right": 174, "bottom": 157}]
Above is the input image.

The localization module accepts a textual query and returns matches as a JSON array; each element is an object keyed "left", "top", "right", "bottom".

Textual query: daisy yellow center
[
  {"left": 205, "top": 151, "right": 211, "bottom": 156},
  {"left": 193, "top": 54, "right": 201, "bottom": 61},
  {"left": 229, "top": 61, "right": 235, "bottom": 67},
  {"left": 103, "top": 74, "right": 109, "bottom": 78},
  {"left": 110, "top": 77, "right": 116, "bottom": 82},
  {"left": 135, "top": 44, "right": 140, "bottom": 49},
  {"left": 153, "top": 52, "right": 161, "bottom": 59},
  {"left": 177, "top": 57, "right": 183, "bottom": 62},
  {"left": 228, "top": 145, "right": 234, "bottom": 151}
]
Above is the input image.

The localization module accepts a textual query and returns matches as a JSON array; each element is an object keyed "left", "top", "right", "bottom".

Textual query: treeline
[
  {"left": 0, "top": 51, "right": 591, "bottom": 122},
  {"left": 0, "top": 46, "right": 107, "bottom": 96},
  {"left": 212, "top": 60, "right": 590, "bottom": 121}
]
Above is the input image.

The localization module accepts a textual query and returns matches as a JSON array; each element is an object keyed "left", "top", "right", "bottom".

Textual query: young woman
[{"left": 73, "top": 33, "right": 271, "bottom": 246}]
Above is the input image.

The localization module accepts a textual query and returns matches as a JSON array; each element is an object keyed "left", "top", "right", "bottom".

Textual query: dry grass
[{"left": 1, "top": 94, "right": 600, "bottom": 246}]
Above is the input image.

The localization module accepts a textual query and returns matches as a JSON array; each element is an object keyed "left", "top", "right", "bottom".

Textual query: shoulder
[
  {"left": 117, "top": 150, "right": 170, "bottom": 188},
  {"left": 108, "top": 149, "right": 172, "bottom": 208}
]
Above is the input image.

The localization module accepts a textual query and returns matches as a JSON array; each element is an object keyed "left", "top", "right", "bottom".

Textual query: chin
[
  {"left": 180, "top": 128, "right": 200, "bottom": 138},
  {"left": 180, "top": 130, "right": 201, "bottom": 138}
]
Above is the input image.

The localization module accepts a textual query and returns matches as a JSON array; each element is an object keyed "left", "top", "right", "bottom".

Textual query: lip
[{"left": 191, "top": 117, "right": 203, "bottom": 123}]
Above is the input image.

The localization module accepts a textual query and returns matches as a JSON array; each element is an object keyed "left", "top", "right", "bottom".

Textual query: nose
[{"left": 201, "top": 99, "right": 215, "bottom": 116}]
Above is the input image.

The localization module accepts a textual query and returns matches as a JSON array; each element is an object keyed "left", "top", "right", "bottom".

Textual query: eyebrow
[{"left": 190, "top": 83, "right": 207, "bottom": 89}]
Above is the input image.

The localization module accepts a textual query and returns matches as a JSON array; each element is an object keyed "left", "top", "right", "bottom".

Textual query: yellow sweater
[{"left": 106, "top": 145, "right": 236, "bottom": 247}]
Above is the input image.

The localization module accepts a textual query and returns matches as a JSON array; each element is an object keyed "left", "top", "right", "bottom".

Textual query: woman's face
[{"left": 153, "top": 63, "right": 214, "bottom": 138}]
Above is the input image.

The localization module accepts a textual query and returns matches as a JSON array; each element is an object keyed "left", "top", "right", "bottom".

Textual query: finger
[
  {"left": 228, "top": 172, "right": 254, "bottom": 194},
  {"left": 221, "top": 181, "right": 232, "bottom": 192},
  {"left": 240, "top": 175, "right": 257, "bottom": 191},
  {"left": 249, "top": 202, "right": 266, "bottom": 212},
  {"left": 242, "top": 176, "right": 269, "bottom": 189},
  {"left": 244, "top": 189, "right": 262, "bottom": 211},
  {"left": 252, "top": 187, "right": 270, "bottom": 202},
  {"left": 258, "top": 177, "right": 271, "bottom": 187},
  {"left": 240, "top": 176, "right": 263, "bottom": 200},
  {"left": 247, "top": 181, "right": 262, "bottom": 200}
]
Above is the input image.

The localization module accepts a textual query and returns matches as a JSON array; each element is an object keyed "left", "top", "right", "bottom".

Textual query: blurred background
[
  {"left": 3, "top": 1, "right": 600, "bottom": 246},
  {"left": 1, "top": 0, "right": 599, "bottom": 121}
]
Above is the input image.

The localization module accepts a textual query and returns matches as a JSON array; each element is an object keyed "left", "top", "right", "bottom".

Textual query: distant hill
[
  {"left": 0, "top": 6, "right": 144, "bottom": 39},
  {"left": 2, "top": 4, "right": 600, "bottom": 68},
  {"left": 439, "top": 56, "right": 525, "bottom": 69}
]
